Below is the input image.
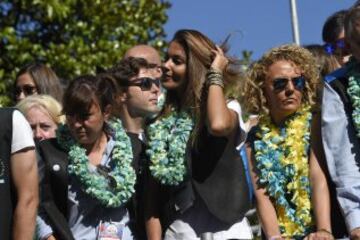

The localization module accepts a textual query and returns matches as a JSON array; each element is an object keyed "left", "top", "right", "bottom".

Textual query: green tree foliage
[
  {"left": 0, "top": 0, "right": 170, "bottom": 106},
  {"left": 239, "top": 50, "right": 253, "bottom": 70}
]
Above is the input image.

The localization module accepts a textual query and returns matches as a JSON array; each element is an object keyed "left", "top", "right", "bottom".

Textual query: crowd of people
[{"left": 1, "top": 3, "right": 360, "bottom": 240}]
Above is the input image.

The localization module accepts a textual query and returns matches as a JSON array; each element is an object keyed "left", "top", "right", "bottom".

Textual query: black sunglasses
[
  {"left": 126, "top": 77, "right": 160, "bottom": 91},
  {"left": 272, "top": 76, "right": 305, "bottom": 92},
  {"left": 15, "top": 84, "right": 37, "bottom": 97}
]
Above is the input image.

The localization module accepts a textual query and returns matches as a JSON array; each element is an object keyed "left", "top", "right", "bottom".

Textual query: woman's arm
[
  {"left": 11, "top": 148, "right": 39, "bottom": 240},
  {"left": 206, "top": 46, "right": 238, "bottom": 137},
  {"left": 304, "top": 148, "right": 333, "bottom": 240},
  {"left": 304, "top": 112, "right": 333, "bottom": 240},
  {"left": 144, "top": 175, "right": 162, "bottom": 240},
  {"left": 246, "top": 144, "right": 282, "bottom": 239},
  {"left": 309, "top": 148, "right": 331, "bottom": 231}
]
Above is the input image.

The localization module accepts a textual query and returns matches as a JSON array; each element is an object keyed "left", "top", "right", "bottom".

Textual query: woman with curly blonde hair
[{"left": 242, "top": 45, "right": 333, "bottom": 239}]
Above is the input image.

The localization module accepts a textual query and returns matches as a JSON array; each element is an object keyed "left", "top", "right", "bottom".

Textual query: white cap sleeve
[
  {"left": 11, "top": 110, "right": 35, "bottom": 153},
  {"left": 227, "top": 100, "right": 246, "bottom": 150}
]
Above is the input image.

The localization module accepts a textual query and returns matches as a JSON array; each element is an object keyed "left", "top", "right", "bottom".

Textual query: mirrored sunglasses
[
  {"left": 127, "top": 77, "right": 160, "bottom": 91},
  {"left": 15, "top": 85, "right": 37, "bottom": 97},
  {"left": 324, "top": 38, "right": 347, "bottom": 55},
  {"left": 272, "top": 76, "right": 305, "bottom": 92}
]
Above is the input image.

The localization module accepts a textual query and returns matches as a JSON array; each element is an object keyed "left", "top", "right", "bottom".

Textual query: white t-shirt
[
  {"left": 227, "top": 100, "right": 246, "bottom": 150},
  {"left": 11, "top": 110, "right": 35, "bottom": 154}
]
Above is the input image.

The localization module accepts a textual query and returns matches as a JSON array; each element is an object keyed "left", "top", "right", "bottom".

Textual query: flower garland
[
  {"left": 254, "top": 106, "right": 314, "bottom": 238},
  {"left": 346, "top": 58, "right": 360, "bottom": 138},
  {"left": 146, "top": 110, "right": 194, "bottom": 185},
  {"left": 57, "top": 118, "right": 136, "bottom": 208}
]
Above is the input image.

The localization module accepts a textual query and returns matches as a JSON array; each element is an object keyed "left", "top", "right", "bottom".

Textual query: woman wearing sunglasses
[
  {"left": 145, "top": 29, "right": 252, "bottom": 240},
  {"left": 322, "top": 10, "right": 351, "bottom": 67},
  {"left": 36, "top": 74, "right": 136, "bottom": 240},
  {"left": 242, "top": 45, "right": 333, "bottom": 240},
  {"left": 14, "top": 63, "right": 63, "bottom": 103}
]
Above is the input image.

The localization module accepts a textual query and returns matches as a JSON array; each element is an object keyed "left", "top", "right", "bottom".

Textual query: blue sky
[{"left": 164, "top": 0, "right": 355, "bottom": 60}]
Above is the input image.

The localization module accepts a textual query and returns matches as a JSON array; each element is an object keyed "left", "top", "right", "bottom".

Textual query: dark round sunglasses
[
  {"left": 126, "top": 77, "right": 160, "bottom": 91},
  {"left": 272, "top": 76, "right": 305, "bottom": 92},
  {"left": 14, "top": 84, "right": 37, "bottom": 97}
]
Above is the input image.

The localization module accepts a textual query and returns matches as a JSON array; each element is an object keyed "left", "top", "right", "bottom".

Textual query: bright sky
[{"left": 164, "top": 0, "right": 355, "bottom": 60}]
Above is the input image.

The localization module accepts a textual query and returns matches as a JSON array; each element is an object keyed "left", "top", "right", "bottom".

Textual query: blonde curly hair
[{"left": 242, "top": 44, "right": 319, "bottom": 115}]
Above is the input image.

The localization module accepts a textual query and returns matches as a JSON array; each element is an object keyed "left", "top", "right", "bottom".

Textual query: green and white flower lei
[
  {"left": 57, "top": 118, "right": 136, "bottom": 208},
  {"left": 146, "top": 109, "right": 194, "bottom": 185},
  {"left": 346, "top": 58, "right": 360, "bottom": 138}
]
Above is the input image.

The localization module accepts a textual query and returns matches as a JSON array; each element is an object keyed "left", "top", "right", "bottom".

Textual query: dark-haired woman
[
  {"left": 14, "top": 63, "right": 63, "bottom": 103},
  {"left": 145, "top": 29, "right": 252, "bottom": 240},
  {"left": 36, "top": 74, "right": 136, "bottom": 240}
]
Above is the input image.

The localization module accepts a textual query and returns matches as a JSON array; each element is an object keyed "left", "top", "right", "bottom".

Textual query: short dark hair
[
  {"left": 322, "top": 10, "right": 347, "bottom": 43},
  {"left": 62, "top": 74, "right": 118, "bottom": 116},
  {"left": 107, "top": 57, "right": 150, "bottom": 89}
]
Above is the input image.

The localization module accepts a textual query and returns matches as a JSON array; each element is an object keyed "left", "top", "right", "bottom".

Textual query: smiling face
[
  {"left": 163, "top": 41, "right": 187, "bottom": 92},
  {"left": 26, "top": 107, "right": 57, "bottom": 141},
  {"left": 263, "top": 60, "right": 303, "bottom": 124}
]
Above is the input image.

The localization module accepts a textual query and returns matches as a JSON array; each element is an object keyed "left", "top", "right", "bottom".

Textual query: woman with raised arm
[{"left": 145, "top": 29, "right": 252, "bottom": 240}]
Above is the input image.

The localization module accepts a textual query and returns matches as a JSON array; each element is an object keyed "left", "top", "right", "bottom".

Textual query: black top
[
  {"left": 156, "top": 126, "right": 251, "bottom": 228},
  {"left": 0, "top": 108, "right": 16, "bottom": 240},
  {"left": 127, "top": 132, "right": 147, "bottom": 240}
]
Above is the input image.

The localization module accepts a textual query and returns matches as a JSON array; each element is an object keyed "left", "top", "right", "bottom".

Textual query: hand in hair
[{"left": 210, "top": 45, "right": 228, "bottom": 72}]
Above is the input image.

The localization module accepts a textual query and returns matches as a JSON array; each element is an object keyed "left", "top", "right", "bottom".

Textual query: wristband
[{"left": 207, "top": 68, "right": 224, "bottom": 88}]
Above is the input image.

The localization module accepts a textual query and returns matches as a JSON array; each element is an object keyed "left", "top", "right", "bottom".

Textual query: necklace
[
  {"left": 346, "top": 58, "right": 360, "bottom": 138},
  {"left": 146, "top": 109, "right": 194, "bottom": 185},
  {"left": 254, "top": 106, "right": 314, "bottom": 238},
  {"left": 57, "top": 118, "right": 136, "bottom": 208}
]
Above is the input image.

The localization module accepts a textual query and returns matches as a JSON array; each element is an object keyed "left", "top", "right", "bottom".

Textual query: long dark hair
[
  {"left": 15, "top": 63, "right": 63, "bottom": 102},
  {"left": 161, "top": 29, "right": 243, "bottom": 143}
]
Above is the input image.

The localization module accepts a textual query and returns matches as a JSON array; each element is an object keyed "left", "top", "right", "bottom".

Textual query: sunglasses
[
  {"left": 272, "top": 76, "right": 305, "bottom": 92},
  {"left": 15, "top": 84, "right": 37, "bottom": 97},
  {"left": 126, "top": 77, "right": 161, "bottom": 91},
  {"left": 324, "top": 38, "right": 348, "bottom": 55}
]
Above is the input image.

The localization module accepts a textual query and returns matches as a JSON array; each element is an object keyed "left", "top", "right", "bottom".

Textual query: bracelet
[
  {"left": 207, "top": 68, "right": 224, "bottom": 88},
  {"left": 207, "top": 79, "right": 224, "bottom": 88},
  {"left": 207, "top": 67, "right": 222, "bottom": 75}
]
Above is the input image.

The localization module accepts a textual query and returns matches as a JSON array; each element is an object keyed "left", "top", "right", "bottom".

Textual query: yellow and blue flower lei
[
  {"left": 146, "top": 109, "right": 194, "bottom": 185},
  {"left": 254, "top": 106, "right": 314, "bottom": 238},
  {"left": 57, "top": 118, "right": 136, "bottom": 208},
  {"left": 346, "top": 58, "right": 360, "bottom": 138}
]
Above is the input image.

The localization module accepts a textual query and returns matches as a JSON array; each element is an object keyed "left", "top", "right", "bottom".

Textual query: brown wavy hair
[
  {"left": 242, "top": 44, "right": 319, "bottom": 116},
  {"left": 15, "top": 63, "right": 63, "bottom": 102},
  {"left": 161, "top": 29, "right": 244, "bottom": 140}
]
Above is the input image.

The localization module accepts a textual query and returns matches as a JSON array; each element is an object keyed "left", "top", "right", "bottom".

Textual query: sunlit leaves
[{"left": 0, "top": 0, "right": 170, "bottom": 105}]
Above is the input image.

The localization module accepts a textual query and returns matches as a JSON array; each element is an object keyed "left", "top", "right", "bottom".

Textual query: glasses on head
[
  {"left": 272, "top": 76, "right": 305, "bottom": 92},
  {"left": 126, "top": 77, "right": 161, "bottom": 91},
  {"left": 324, "top": 38, "right": 348, "bottom": 55},
  {"left": 15, "top": 84, "right": 37, "bottom": 97}
]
